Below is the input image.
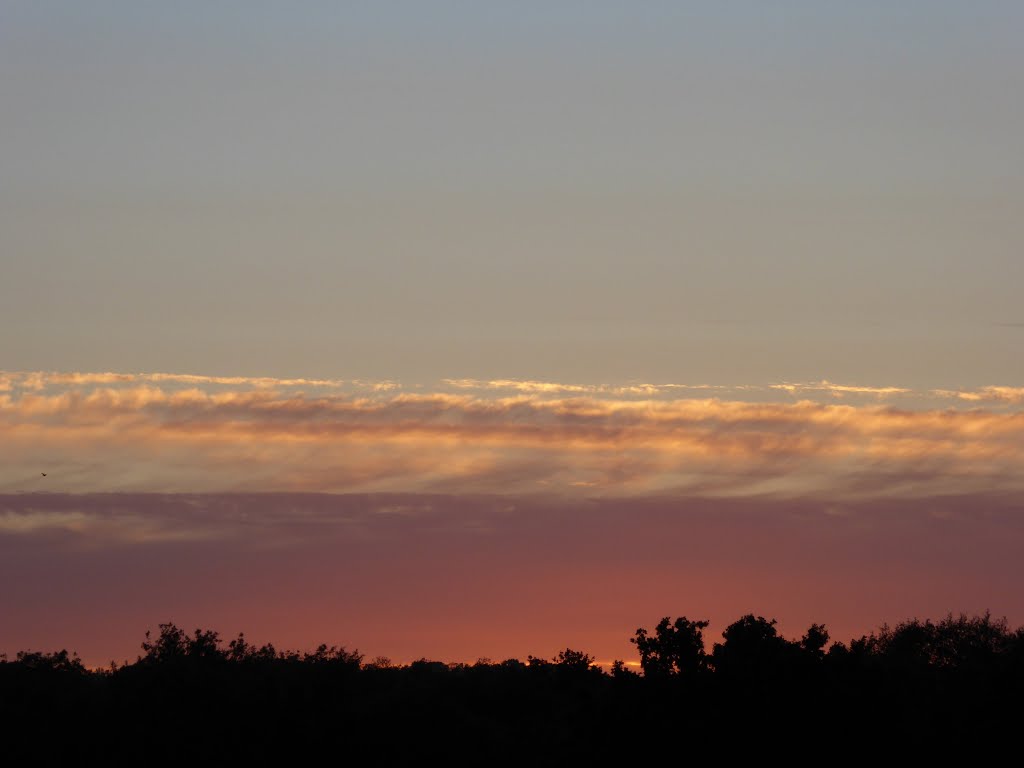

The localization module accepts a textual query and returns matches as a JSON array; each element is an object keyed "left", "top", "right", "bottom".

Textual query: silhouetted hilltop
[{"left": 4, "top": 612, "right": 1022, "bottom": 761}]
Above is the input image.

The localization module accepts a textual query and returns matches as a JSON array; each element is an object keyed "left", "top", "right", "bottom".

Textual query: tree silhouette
[
  {"left": 139, "top": 623, "right": 225, "bottom": 665},
  {"left": 12, "top": 649, "right": 86, "bottom": 674},
  {"left": 554, "top": 648, "right": 596, "bottom": 671},
  {"left": 711, "top": 614, "right": 794, "bottom": 679},
  {"left": 630, "top": 616, "right": 710, "bottom": 677},
  {"left": 801, "top": 623, "right": 830, "bottom": 659},
  {"left": 609, "top": 659, "right": 638, "bottom": 679},
  {"left": 3, "top": 611, "right": 1023, "bottom": 759}
]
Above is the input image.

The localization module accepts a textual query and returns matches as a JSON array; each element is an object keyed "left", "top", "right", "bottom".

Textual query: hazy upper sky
[
  {"left": 3, "top": 1, "right": 1022, "bottom": 386},
  {"left": 3, "top": 4, "right": 1024, "bottom": 665}
]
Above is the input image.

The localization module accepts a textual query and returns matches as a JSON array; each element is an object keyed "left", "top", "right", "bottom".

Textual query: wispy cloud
[
  {"left": 770, "top": 380, "right": 912, "bottom": 398},
  {"left": 0, "top": 505, "right": 217, "bottom": 543},
  {"left": 0, "top": 370, "right": 400, "bottom": 392},
  {"left": 931, "top": 386, "right": 1024, "bottom": 404},
  {"left": 1, "top": 371, "right": 1023, "bottom": 499},
  {"left": 443, "top": 378, "right": 728, "bottom": 397}
]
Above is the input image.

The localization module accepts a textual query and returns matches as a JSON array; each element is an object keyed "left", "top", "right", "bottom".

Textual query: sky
[{"left": 2, "top": 2, "right": 1023, "bottom": 667}]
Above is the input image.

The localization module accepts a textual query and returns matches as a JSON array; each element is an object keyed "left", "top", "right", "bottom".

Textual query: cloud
[
  {"left": 442, "top": 378, "right": 729, "bottom": 397},
  {"left": 0, "top": 505, "right": 215, "bottom": 543},
  {"left": 0, "top": 370, "right": 396, "bottom": 392},
  {"left": 931, "top": 386, "right": 1024, "bottom": 404},
  {"left": 770, "top": 380, "right": 912, "bottom": 398},
  {"left": 1, "top": 371, "right": 1024, "bottom": 498},
  {"left": 12, "top": 370, "right": 1015, "bottom": 406}
]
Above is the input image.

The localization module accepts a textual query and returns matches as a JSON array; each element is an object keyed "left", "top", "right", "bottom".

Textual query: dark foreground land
[{"left": 4, "top": 612, "right": 1022, "bottom": 762}]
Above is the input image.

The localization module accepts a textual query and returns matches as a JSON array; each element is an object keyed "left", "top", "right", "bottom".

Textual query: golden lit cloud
[
  {"left": 0, "top": 370, "right": 383, "bottom": 391},
  {"left": 931, "top": 386, "right": 1024, "bottom": 404},
  {"left": 443, "top": 378, "right": 728, "bottom": 396},
  {"left": 770, "top": 380, "right": 912, "bottom": 397},
  {"left": 1, "top": 370, "right": 1023, "bottom": 499}
]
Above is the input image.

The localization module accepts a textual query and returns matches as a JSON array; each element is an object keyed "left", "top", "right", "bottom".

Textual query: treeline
[{"left": 4, "top": 612, "right": 1023, "bottom": 760}]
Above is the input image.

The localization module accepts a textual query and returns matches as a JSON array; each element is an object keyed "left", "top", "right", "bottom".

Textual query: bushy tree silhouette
[
  {"left": 4, "top": 612, "right": 1023, "bottom": 760},
  {"left": 712, "top": 614, "right": 794, "bottom": 679},
  {"left": 801, "top": 623, "right": 830, "bottom": 659},
  {"left": 609, "top": 659, "right": 638, "bottom": 679},
  {"left": 630, "top": 616, "right": 709, "bottom": 677},
  {"left": 139, "top": 622, "right": 225, "bottom": 664},
  {"left": 553, "top": 648, "right": 596, "bottom": 671},
  {"left": 13, "top": 649, "right": 86, "bottom": 673},
  {"left": 841, "top": 611, "right": 1020, "bottom": 676}
]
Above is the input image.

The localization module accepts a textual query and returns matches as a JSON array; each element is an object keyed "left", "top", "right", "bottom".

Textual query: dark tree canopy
[
  {"left": 630, "top": 616, "right": 710, "bottom": 677},
  {"left": 3, "top": 612, "right": 1022, "bottom": 761},
  {"left": 712, "top": 614, "right": 793, "bottom": 678}
]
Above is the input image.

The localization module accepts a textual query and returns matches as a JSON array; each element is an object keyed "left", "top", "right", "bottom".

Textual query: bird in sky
[{"left": 41, "top": 472, "right": 47, "bottom": 477}]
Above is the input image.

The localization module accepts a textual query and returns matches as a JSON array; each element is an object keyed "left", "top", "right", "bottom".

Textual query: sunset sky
[{"left": 2, "top": 2, "right": 1023, "bottom": 667}]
